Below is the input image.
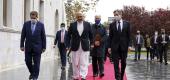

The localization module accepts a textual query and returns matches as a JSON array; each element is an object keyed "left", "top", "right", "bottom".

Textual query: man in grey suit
[{"left": 134, "top": 30, "right": 144, "bottom": 61}]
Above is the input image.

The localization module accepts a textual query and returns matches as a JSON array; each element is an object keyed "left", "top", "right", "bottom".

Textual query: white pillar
[
  {"left": 6, "top": 0, "right": 12, "bottom": 27},
  {"left": 0, "top": 0, "right": 3, "bottom": 27}
]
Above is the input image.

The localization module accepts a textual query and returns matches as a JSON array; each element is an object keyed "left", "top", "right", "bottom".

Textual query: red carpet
[{"left": 86, "top": 58, "right": 127, "bottom": 80}]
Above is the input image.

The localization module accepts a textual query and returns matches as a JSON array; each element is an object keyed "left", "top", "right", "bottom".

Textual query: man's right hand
[
  {"left": 53, "top": 45, "right": 56, "bottom": 48},
  {"left": 108, "top": 48, "right": 111, "bottom": 54},
  {"left": 20, "top": 47, "right": 24, "bottom": 51}
]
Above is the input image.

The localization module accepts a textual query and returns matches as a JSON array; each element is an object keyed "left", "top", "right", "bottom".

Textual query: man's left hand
[
  {"left": 128, "top": 47, "right": 132, "bottom": 52},
  {"left": 42, "top": 49, "right": 46, "bottom": 53}
]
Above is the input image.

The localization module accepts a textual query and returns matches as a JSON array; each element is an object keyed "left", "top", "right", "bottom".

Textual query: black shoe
[
  {"left": 93, "top": 73, "right": 98, "bottom": 77},
  {"left": 134, "top": 59, "right": 137, "bottom": 61},
  {"left": 81, "top": 78, "right": 86, "bottom": 80},
  {"left": 29, "top": 75, "right": 33, "bottom": 80},
  {"left": 160, "top": 61, "right": 163, "bottom": 63},
  {"left": 165, "top": 63, "right": 168, "bottom": 65},
  {"left": 61, "top": 66, "right": 66, "bottom": 70},
  {"left": 99, "top": 73, "right": 104, "bottom": 78},
  {"left": 33, "top": 78, "right": 37, "bottom": 80}
]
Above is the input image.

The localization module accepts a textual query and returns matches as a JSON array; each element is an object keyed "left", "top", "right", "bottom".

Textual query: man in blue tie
[{"left": 20, "top": 11, "right": 46, "bottom": 80}]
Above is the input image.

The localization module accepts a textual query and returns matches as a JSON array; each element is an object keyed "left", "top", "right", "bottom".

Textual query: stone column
[
  {"left": 0, "top": 0, "right": 3, "bottom": 27},
  {"left": 6, "top": 0, "right": 12, "bottom": 27}
]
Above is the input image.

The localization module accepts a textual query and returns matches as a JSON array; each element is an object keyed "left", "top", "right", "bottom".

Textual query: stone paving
[{"left": 0, "top": 53, "right": 170, "bottom": 80}]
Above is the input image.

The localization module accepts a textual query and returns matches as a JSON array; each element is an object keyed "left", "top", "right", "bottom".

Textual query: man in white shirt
[
  {"left": 134, "top": 30, "right": 144, "bottom": 61},
  {"left": 68, "top": 12, "right": 93, "bottom": 80},
  {"left": 53, "top": 23, "right": 69, "bottom": 70},
  {"left": 150, "top": 31, "right": 159, "bottom": 61},
  {"left": 157, "top": 29, "right": 169, "bottom": 65}
]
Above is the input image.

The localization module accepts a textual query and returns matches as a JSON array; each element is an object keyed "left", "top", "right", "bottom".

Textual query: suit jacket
[
  {"left": 144, "top": 37, "right": 151, "bottom": 48},
  {"left": 91, "top": 24, "right": 107, "bottom": 57},
  {"left": 157, "top": 34, "right": 169, "bottom": 47},
  {"left": 54, "top": 30, "right": 69, "bottom": 48},
  {"left": 108, "top": 20, "right": 131, "bottom": 58},
  {"left": 68, "top": 21, "right": 93, "bottom": 51},
  {"left": 20, "top": 21, "right": 46, "bottom": 53},
  {"left": 134, "top": 35, "right": 144, "bottom": 46},
  {"left": 150, "top": 35, "right": 158, "bottom": 47}
]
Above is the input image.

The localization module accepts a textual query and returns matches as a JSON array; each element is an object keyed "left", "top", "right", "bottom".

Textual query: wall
[{"left": 0, "top": 0, "right": 66, "bottom": 71}]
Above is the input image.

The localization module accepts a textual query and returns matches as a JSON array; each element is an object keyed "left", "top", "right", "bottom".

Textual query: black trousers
[
  {"left": 25, "top": 48, "right": 41, "bottom": 79},
  {"left": 146, "top": 47, "right": 151, "bottom": 60},
  {"left": 113, "top": 46, "right": 127, "bottom": 80},
  {"left": 159, "top": 45, "right": 168, "bottom": 63},
  {"left": 135, "top": 44, "right": 141, "bottom": 60},
  {"left": 58, "top": 43, "right": 67, "bottom": 67},
  {"left": 153, "top": 44, "right": 159, "bottom": 59},
  {"left": 92, "top": 56, "right": 104, "bottom": 75}
]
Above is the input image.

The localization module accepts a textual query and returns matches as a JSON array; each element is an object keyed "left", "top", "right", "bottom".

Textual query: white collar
[{"left": 77, "top": 21, "right": 83, "bottom": 24}]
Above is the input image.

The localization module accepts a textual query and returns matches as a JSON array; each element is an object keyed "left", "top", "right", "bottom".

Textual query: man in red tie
[{"left": 54, "top": 23, "right": 69, "bottom": 70}]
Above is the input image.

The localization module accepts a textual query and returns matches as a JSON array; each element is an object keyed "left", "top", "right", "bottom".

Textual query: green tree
[{"left": 65, "top": 0, "right": 99, "bottom": 26}]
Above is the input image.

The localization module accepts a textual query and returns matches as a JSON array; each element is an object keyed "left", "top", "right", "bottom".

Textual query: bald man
[
  {"left": 68, "top": 12, "right": 93, "bottom": 80},
  {"left": 91, "top": 15, "right": 107, "bottom": 78}
]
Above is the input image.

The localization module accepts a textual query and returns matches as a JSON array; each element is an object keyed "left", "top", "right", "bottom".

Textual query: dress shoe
[
  {"left": 33, "top": 78, "right": 37, "bottom": 80},
  {"left": 29, "top": 75, "right": 33, "bottom": 80},
  {"left": 61, "top": 66, "right": 66, "bottom": 71},
  {"left": 81, "top": 78, "right": 86, "bottom": 80},
  {"left": 93, "top": 73, "right": 98, "bottom": 77},
  {"left": 99, "top": 73, "right": 104, "bottom": 78},
  {"left": 165, "top": 63, "right": 168, "bottom": 65}
]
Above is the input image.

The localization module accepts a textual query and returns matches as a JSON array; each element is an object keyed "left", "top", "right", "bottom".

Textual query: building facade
[{"left": 0, "top": 0, "right": 66, "bottom": 71}]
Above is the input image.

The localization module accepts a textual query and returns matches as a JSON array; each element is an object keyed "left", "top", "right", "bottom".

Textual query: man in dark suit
[
  {"left": 150, "top": 31, "right": 159, "bottom": 61},
  {"left": 134, "top": 30, "right": 144, "bottom": 61},
  {"left": 157, "top": 29, "right": 169, "bottom": 65},
  {"left": 91, "top": 15, "right": 107, "bottom": 78},
  {"left": 108, "top": 10, "right": 131, "bottom": 80},
  {"left": 53, "top": 23, "right": 69, "bottom": 70},
  {"left": 20, "top": 11, "right": 46, "bottom": 80},
  {"left": 68, "top": 12, "right": 93, "bottom": 80}
]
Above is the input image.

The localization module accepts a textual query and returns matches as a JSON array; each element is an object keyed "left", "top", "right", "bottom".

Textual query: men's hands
[
  {"left": 53, "top": 45, "right": 56, "bottom": 48},
  {"left": 42, "top": 49, "right": 46, "bottom": 53},
  {"left": 128, "top": 47, "right": 132, "bottom": 52},
  {"left": 91, "top": 45, "right": 94, "bottom": 48},
  {"left": 95, "top": 41, "right": 100, "bottom": 46},
  {"left": 66, "top": 48, "right": 70, "bottom": 51},
  {"left": 108, "top": 48, "right": 111, "bottom": 54},
  {"left": 20, "top": 47, "right": 25, "bottom": 51}
]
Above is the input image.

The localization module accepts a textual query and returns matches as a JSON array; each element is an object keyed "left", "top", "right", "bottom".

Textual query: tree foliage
[
  {"left": 65, "top": 0, "right": 99, "bottom": 26},
  {"left": 117, "top": 6, "right": 170, "bottom": 36}
]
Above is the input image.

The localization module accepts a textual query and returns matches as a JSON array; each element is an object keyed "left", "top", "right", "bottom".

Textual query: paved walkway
[{"left": 0, "top": 53, "right": 170, "bottom": 80}]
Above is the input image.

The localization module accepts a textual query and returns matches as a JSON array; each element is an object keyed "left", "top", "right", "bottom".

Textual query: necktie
[
  {"left": 118, "top": 21, "right": 121, "bottom": 33},
  {"left": 31, "top": 23, "right": 35, "bottom": 34},
  {"left": 154, "top": 36, "right": 157, "bottom": 44},
  {"left": 61, "top": 31, "right": 64, "bottom": 43},
  {"left": 163, "top": 35, "right": 165, "bottom": 41}
]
